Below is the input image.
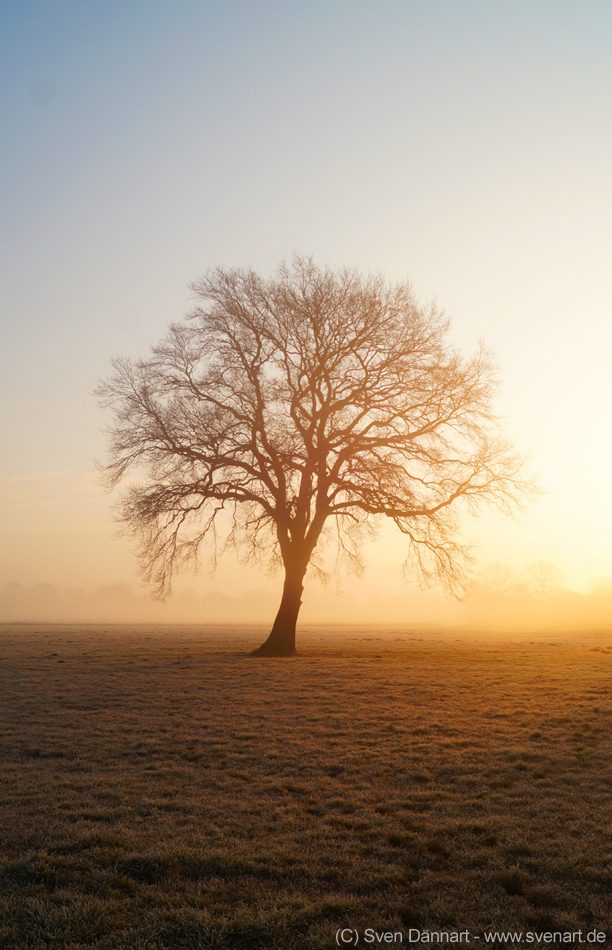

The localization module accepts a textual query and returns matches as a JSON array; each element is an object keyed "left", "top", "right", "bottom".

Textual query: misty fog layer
[{"left": 3, "top": 578, "right": 612, "bottom": 633}]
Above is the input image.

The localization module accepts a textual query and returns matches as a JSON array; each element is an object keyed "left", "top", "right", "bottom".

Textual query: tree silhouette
[
  {"left": 524, "top": 560, "right": 564, "bottom": 599},
  {"left": 478, "top": 561, "right": 520, "bottom": 596},
  {"left": 97, "top": 257, "right": 534, "bottom": 655}
]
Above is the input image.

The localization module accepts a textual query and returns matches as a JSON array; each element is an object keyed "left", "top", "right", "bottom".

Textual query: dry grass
[{"left": 1, "top": 623, "right": 612, "bottom": 948}]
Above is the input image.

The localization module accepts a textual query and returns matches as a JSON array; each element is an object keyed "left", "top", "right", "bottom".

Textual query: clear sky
[{"left": 2, "top": 0, "right": 612, "bottom": 616}]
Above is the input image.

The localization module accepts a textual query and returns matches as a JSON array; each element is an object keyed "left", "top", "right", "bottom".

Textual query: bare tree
[
  {"left": 590, "top": 576, "right": 612, "bottom": 595},
  {"left": 524, "top": 561, "right": 564, "bottom": 599},
  {"left": 477, "top": 561, "right": 521, "bottom": 597},
  {"left": 97, "top": 257, "right": 535, "bottom": 655}
]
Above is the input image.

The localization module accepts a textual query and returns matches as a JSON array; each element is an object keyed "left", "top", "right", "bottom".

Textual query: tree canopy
[{"left": 98, "top": 257, "right": 534, "bottom": 655}]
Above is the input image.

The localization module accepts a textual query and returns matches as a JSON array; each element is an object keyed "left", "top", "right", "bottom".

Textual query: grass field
[{"left": 1, "top": 624, "right": 612, "bottom": 949}]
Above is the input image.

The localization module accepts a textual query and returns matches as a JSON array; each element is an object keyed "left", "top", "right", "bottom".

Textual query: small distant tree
[
  {"left": 590, "top": 576, "right": 612, "bottom": 596},
  {"left": 97, "top": 257, "right": 535, "bottom": 656},
  {"left": 524, "top": 560, "right": 564, "bottom": 600},
  {"left": 478, "top": 561, "right": 520, "bottom": 597}
]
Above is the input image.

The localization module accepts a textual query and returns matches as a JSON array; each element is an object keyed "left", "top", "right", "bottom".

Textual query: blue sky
[{"left": 2, "top": 0, "right": 612, "bottom": 601}]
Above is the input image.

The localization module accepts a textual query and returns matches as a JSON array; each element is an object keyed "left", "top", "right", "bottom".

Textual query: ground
[{"left": 1, "top": 624, "right": 611, "bottom": 949}]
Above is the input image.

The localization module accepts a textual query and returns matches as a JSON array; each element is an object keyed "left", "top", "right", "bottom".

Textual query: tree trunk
[{"left": 250, "top": 557, "right": 306, "bottom": 657}]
